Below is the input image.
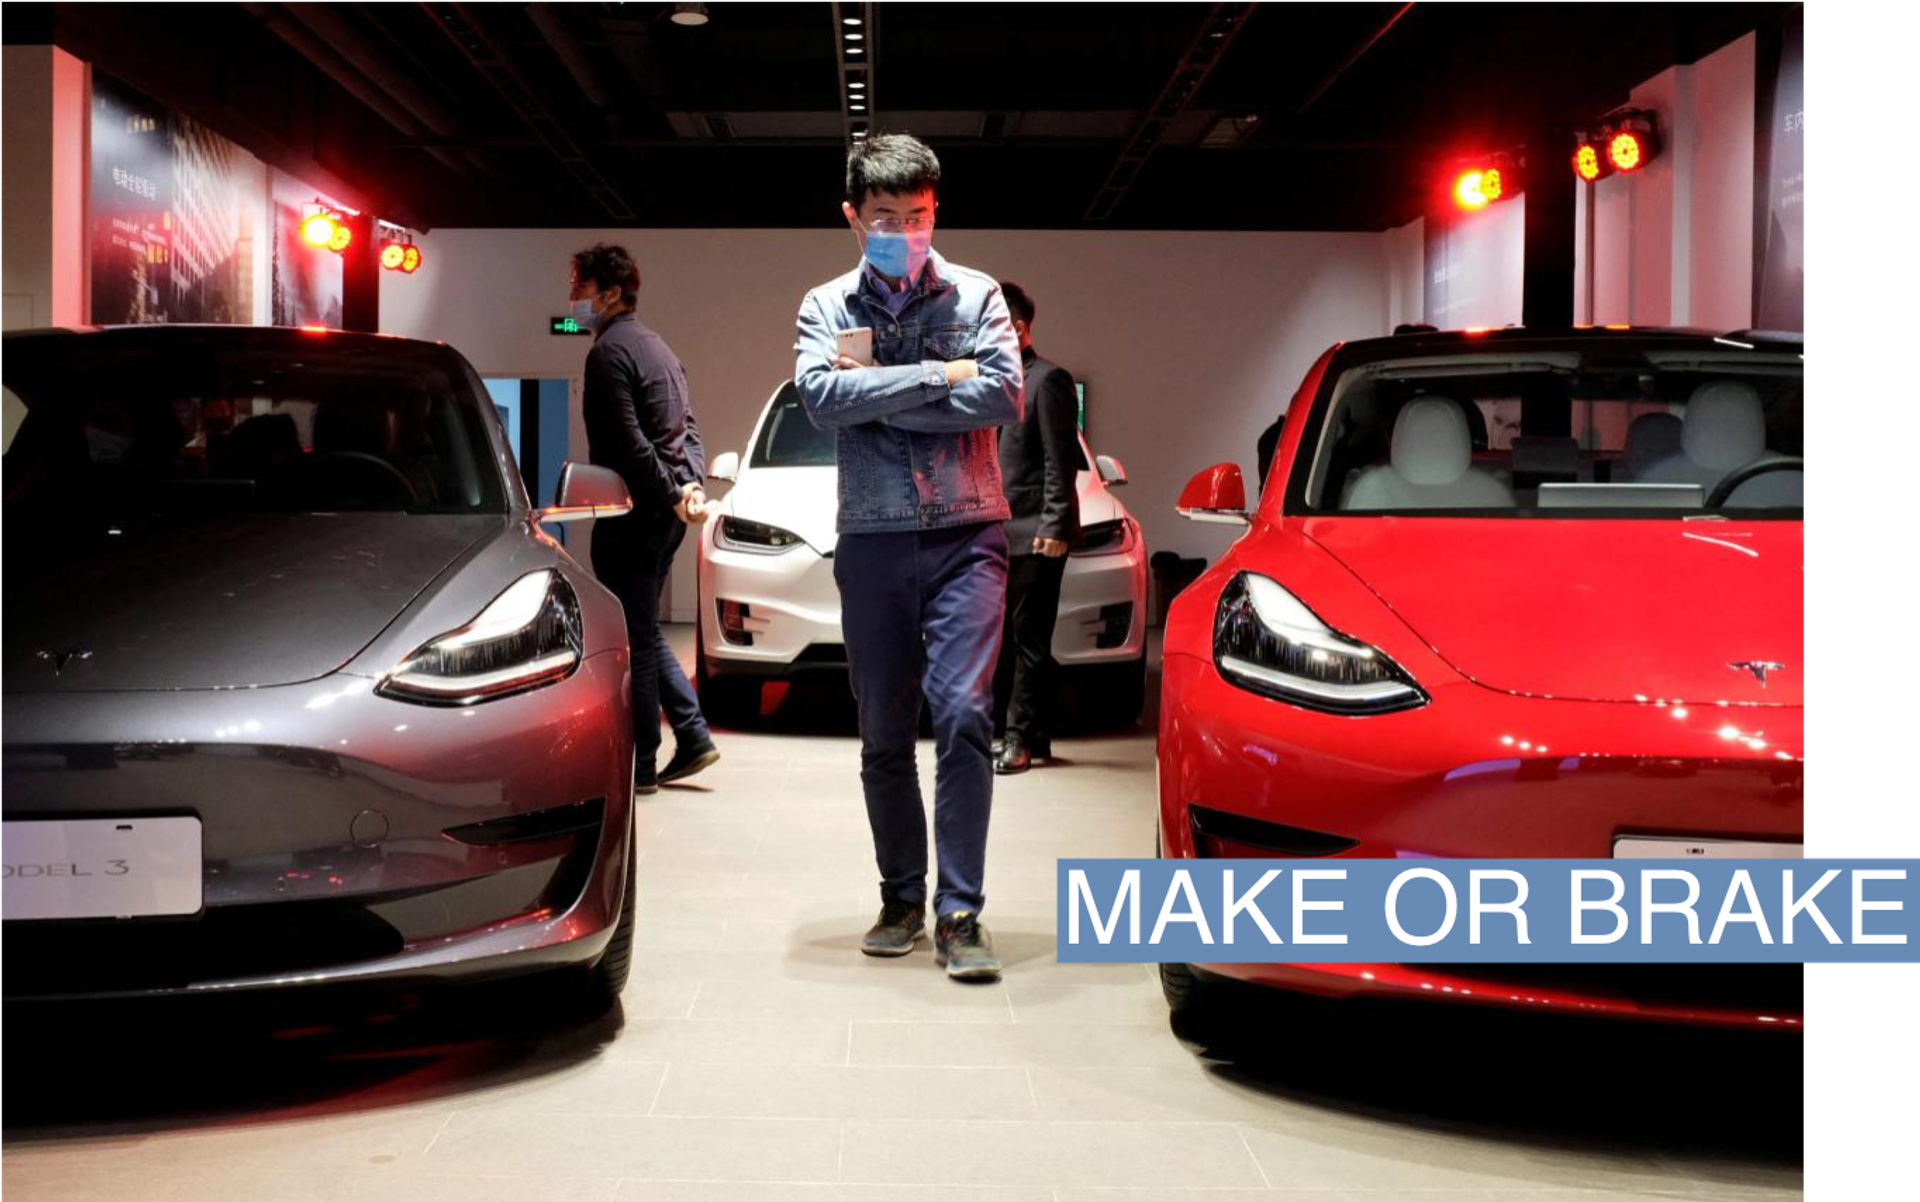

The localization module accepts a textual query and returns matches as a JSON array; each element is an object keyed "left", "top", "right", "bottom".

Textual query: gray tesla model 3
[{"left": 3, "top": 325, "right": 639, "bottom": 1006}]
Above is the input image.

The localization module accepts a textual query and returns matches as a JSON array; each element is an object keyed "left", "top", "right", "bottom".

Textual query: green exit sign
[{"left": 550, "top": 316, "right": 592, "bottom": 336}]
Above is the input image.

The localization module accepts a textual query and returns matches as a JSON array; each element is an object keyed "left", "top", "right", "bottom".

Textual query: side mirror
[
  {"left": 1176, "top": 462, "right": 1249, "bottom": 526},
  {"left": 708, "top": 451, "right": 740, "bottom": 483},
  {"left": 1096, "top": 454, "right": 1129, "bottom": 486},
  {"left": 537, "top": 462, "right": 632, "bottom": 524}
]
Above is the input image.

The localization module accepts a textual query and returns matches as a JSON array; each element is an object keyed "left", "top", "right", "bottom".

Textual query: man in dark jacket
[
  {"left": 570, "top": 242, "right": 719, "bottom": 795},
  {"left": 991, "top": 282, "right": 1080, "bottom": 775}
]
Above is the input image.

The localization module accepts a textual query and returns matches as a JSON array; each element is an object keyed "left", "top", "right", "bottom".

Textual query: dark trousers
[
  {"left": 835, "top": 522, "right": 1008, "bottom": 917},
  {"left": 993, "top": 551, "right": 1067, "bottom": 751},
  {"left": 591, "top": 510, "right": 710, "bottom": 766}
]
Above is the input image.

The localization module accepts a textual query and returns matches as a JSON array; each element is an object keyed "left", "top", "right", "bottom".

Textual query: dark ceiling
[{"left": 22, "top": 2, "right": 1795, "bottom": 231}]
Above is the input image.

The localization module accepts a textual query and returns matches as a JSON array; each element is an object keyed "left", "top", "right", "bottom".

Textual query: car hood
[
  {"left": 1301, "top": 517, "right": 1803, "bottom": 706},
  {"left": 724, "top": 466, "right": 839, "bottom": 554},
  {"left": 4, "top": 513, "right": 502, "bottom": 693}
]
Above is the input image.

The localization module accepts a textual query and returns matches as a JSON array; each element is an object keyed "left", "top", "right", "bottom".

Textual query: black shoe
[
  {"left": 660, "top": 739, "right": 720, "bottom": 785},
  {"left": 861, "top": 896, "right": 926, "bottom": 957},
  {"left": 935, "top": 911, "right": 1003, "bottom": 981},
  {"left": 635, "top": 766, "right": 659, "bottom": 796},
  {"left": 993, "top": 736, "right": 1031, "bottom": 776}
]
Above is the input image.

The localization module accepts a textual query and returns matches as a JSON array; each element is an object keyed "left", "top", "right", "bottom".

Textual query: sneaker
[
  {"left": 635, "top": 766, "right": 659, "bottom": 796},
  {"left": 935, "top": 911, "right": 1003, "bottom": 981},
  {"left": 860, "top": 895, "right": 926, "bottom": 957},
  {"left": 660, "top": 739, "right": 720, "bottom": 785},
  {"left": 993, "top": 735, "right": 1031, "bottom": 776}
]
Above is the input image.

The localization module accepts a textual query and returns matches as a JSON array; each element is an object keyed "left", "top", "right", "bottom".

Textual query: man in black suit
[{"left": 991, "top": 282, "right": 1080, "bottom": 775}]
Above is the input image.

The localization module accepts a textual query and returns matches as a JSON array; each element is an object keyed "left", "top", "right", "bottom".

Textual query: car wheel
[
  {"left": 577, "top": 826, "right": 638, "bottom": 1014},
  {"left": 1079, "top": 649, "right": 1147, "bottom": 729},
  {"left": 556, "top": 817, "right": 637, "bottom": 1013},
  {"left": 695, "top": 624, "right": 762, "bottom": 727},
  {"left": 1155, "top": 827, "right": 1218, "bottom": 1037},
  {"left": 1159, "top": 959, "right": 1213, "bottom": 1015}
]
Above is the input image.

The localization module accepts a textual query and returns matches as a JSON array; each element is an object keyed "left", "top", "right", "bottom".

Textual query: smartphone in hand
[{"left": 836, "top": 326, "right": 874, "bottom": 366}]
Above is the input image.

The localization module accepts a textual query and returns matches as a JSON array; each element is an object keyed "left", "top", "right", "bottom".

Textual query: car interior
[{"left": 1307, "top": 355, "right": 1803, "bottom": 515}]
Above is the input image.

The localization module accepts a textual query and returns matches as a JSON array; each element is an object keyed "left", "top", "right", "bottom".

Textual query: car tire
[
  {"left": 1159, "top": 960, "right": 1213, "bottom": 1017},
  {"left": 695, "top": 625, "right": 762, "bottom": 727},
  {"left": 577, "top": 827, "right": 638, "bottom": 1015},
  {"left": 1080, "top": 649, "right": 1147, "bottom": 729},
  {"left": 1155, "top": 828, "right": 1219, "bottom": 1039}
]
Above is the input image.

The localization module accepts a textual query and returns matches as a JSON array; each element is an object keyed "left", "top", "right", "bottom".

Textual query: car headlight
[
  {"left": 1071, "top": 518, "right": 1136, "bottom": 557},
  {"left": 1213, "top": 571, "right": 1426, "bottom": 715},
  {"left": 378, "top": 570, "right": 583, "bottom": 705},
  {"left": 717, "top": 516, "right": 805, "bottom": 554}
]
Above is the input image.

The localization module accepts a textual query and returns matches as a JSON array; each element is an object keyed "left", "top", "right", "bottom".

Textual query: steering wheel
[
  {"left": 1707, "top": 456, "right": 1804, "bottom": 508},
  {"left": 303, "top": 451, "right": 420, "bottom": 507}
]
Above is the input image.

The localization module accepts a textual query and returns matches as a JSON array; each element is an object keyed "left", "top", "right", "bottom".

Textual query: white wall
[
  {"left": 1381, "top": 217, "right": 1426, "bottom": 330},
  {"left": 381, "top": 227, "right": 1391, "bottom": 618},
  {"left": 1583, "top": 32, "right": 1756, "bottom": 327},
  {"left": 1425, "top": 197, "right": 1527, "bottom": 329}
]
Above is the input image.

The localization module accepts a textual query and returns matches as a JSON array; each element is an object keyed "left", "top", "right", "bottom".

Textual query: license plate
[
  {"left": 3, "top": 818, "right": 203, "bottom": 920},
  {"left": 1613, "top": 836, "right": 1803, "bottom": 860}
]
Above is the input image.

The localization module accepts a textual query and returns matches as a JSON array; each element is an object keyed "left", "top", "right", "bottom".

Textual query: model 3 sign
[{"left": 3, "top": 818, "right": 204, "bottom": 920}]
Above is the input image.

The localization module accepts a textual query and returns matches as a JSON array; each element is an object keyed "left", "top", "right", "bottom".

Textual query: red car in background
[{"left": 1158, "top": 327, "right": 1804, "bottom": 1030}]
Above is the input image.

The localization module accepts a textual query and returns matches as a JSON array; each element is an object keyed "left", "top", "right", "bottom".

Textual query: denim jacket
[{"left": 794, "top": 250, "right": 1024, "bottom": 534}]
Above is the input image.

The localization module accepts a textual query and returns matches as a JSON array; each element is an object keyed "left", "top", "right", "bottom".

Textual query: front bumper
[
  {"left": 2, "top": 651, "right": 634, "bottom": 998},
  {"left": 699, "top": 542, "right": 845, "bottom": 675},
  {"left": 1055, "top": 546, "right": 1148, "bottom": 667},
  {"left": 698, "top": 538, "right": 1148, "bottom": 674},
  {"left": 1158, "top": 650, "right": 1804, "bottom": 1028}
]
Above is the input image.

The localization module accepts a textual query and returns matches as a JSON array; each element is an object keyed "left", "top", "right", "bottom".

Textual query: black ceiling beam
[
  {"left": 1084, "top": 3, "right": 1255, "bottom": 222},
  {"left": 1291, "top": 2, "right": 1416, "bottom": 116},
  {"left": 419, "top": 2, "right": 635, "bottom": 220},
  {"left": 241, "top": 2, "right": 483, "bottom": 194}
]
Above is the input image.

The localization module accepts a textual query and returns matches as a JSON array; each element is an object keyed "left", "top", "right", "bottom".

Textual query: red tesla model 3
[{"left": 1157, "top": 327, "right": 1803, "bottom": 1030}]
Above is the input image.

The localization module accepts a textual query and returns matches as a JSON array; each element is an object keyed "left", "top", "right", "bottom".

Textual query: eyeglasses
[{"left": 862, "top": 214, "right": 935, "bottom": 234}]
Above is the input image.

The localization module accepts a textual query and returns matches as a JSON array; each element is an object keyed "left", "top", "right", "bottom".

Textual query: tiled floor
[{"left": 3, "top": 628, "right": 1801, "bottom": 1200}]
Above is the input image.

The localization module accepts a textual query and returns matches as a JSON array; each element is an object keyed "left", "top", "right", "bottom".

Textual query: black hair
[
  {"left": 1393, "top": 322, "right": 1439, "bottom": 335},
  {"left": 845, "top": 134, "right": 941, "bottom": 209},
  {"left": 1000, "top": 281, "right": 1035, "bottom": 327},
  {"left": 571, "top": 243, "right": 641, "bottom": 306}
]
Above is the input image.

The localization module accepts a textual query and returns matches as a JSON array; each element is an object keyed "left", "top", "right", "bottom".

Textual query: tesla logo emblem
[
  {"left": 36, "top": 650, "right": 92, "bottom": 676},
  {"left": 1729, "top": 660, "right": 1786, "bottom": 688}
]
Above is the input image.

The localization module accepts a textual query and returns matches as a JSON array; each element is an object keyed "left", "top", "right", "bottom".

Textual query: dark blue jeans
[
  {"left": 592, "top": 509, "right": 711, "bottom": 768},
  {"left": 835, "top": 521, "right": 1009, "bottom": 918}
]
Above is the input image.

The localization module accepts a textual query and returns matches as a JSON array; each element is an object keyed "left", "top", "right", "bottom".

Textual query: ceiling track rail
[{"left": 831, "top": 1, "right": 877, "bottom": 146}]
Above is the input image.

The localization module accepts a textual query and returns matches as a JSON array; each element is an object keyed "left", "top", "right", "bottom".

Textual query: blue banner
[{"left": 1056, "top": 860, "right": 1917, "bottom": 963}]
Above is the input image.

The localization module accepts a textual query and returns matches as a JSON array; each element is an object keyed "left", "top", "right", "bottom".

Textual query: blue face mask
[
  {"left": 862, "top": 228, "right": 932, "bottom": 281},
  {"left": 569, "top": 298, "right": 600, "bottom": 332}
]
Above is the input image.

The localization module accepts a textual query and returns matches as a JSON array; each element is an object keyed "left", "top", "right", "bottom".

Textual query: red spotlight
[
  {"left": 1449, "top": 151, "right": 1521, "bottom": 212},
  {"left": 380, "top": 240, "right": 406, "bottom": 270},
  {"left": 300, "top": 211, "right": 338, "bottom": 249},
  {"left": 1453, "top": 170, "right": 1490, "bottom": 210},
  {"left": 1603, "top": 111, "right": 1660, "bottom": 173},
  {"left": 1453, "top": 169, "right": 1495, "bottom": 211},
  {"left": 400, "top": 245, "right": 422, "bottom": 274},
  {"left": 1608, "top": 130, "right": 1647, "bottom": 172},
  {"left": 1573, "top": 141, "right": 1606, "bottom": 183}
]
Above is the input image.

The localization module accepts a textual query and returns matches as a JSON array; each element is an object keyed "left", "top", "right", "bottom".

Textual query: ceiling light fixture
[{"left": 670, "top": 3, "right": 709, "bottom": 27}]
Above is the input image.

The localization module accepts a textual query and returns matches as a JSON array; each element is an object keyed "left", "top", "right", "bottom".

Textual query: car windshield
[
  {"left": 750, "top": 382, "right": 836, "bottom": 468},
  {"left": 3, "top": 332, "right": 507, "bottom": 516},
  {"left": 1296, "top": 348, "right": 1802, "bottom": 517}
]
